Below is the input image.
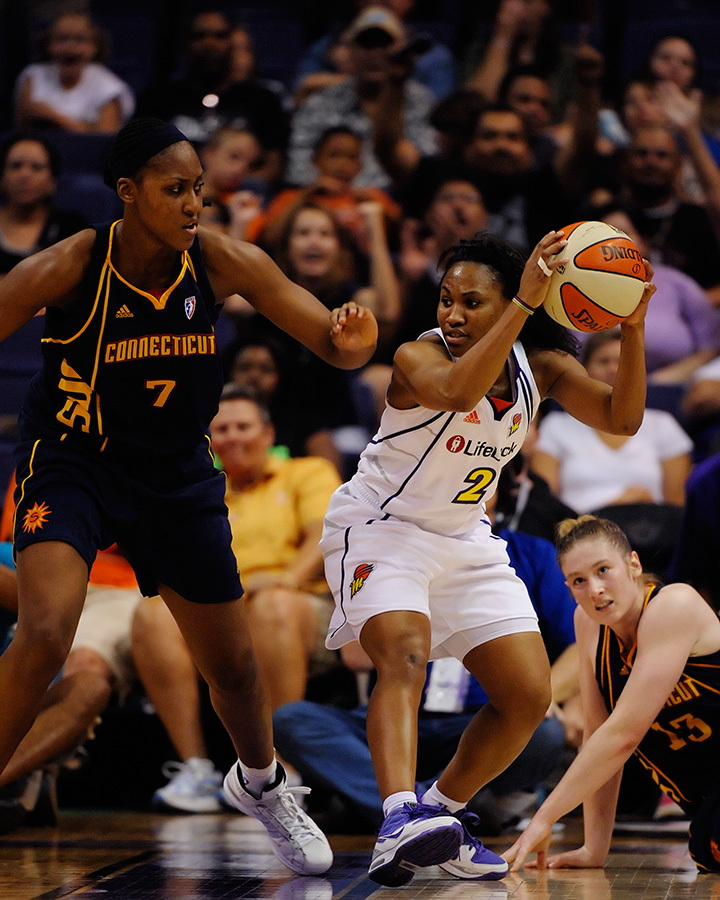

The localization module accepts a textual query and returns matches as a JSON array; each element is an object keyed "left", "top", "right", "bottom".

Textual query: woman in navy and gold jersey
[
  {"left": 506, "top": 516, "right": 720, "bottom": 874},
  {"left": 0, "top": 118, "right": 377, "bottom": 875}
]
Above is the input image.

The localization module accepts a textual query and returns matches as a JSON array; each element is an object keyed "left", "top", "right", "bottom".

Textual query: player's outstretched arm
[
  {"left": 539, "top": 265, "right": 656, "bottom": 435},
  {"left": 0, "top": 230, "right": 94, "bottom": 342},
  {"left": 507, "top": 588, "right": 704, "bottom": 870},
  {"left": 201, "top": 229, "right": 378, "bottom": 369}
]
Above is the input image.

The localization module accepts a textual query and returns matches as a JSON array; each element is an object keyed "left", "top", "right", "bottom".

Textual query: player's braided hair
[{"left": 103, "top": 118, "right": 188, "bottom": 190}]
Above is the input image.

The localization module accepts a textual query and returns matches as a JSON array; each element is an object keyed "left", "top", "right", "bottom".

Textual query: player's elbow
[{"left": 607, "top": 409, "right": 643, "bottom": 436}]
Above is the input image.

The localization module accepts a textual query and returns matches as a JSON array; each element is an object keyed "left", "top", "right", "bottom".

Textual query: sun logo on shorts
[
  {"left": 711, "top": 837, "right": 720, "bottom": 864},
  {"left": 22, "top": 501, "right": 51, "bottom": 534},
  {"left": 350, "top": 563, "right": 374, "bottom": 598}
]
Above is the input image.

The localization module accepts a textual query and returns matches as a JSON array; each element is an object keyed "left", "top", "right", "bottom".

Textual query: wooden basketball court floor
[{"left": 0, "top": 812, "right": 718, "bottom": 900}]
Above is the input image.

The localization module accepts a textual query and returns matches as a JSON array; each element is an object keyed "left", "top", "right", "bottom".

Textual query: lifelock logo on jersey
[
  {"left": 184, "top": 296, "right": 196, "bottom": 319},
  {"left": 446, "top": 435, "right": 517, "bottom": 460}
]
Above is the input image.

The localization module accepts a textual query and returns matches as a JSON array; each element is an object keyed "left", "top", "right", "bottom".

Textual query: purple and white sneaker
[
  {"left": 368, "top": 801, "right": 464, "bottom": 887},
  {"left": 440, "top": 810, "right": 509, "bottom": 880}
]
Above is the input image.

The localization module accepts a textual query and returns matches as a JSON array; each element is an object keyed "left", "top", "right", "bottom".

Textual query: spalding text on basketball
[{"left": 599, "top": 244, "right": 643, "bottom": 262}]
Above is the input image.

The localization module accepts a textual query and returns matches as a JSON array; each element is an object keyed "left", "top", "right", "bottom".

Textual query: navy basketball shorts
[
  {"left": 12, "top": 434, "right": 242, "bottom": 604},
  {"left": 688, "top": 784, "right": 720, "bottom": 872}
]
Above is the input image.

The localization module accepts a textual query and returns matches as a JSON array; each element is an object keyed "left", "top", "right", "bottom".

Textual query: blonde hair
[{"left": 555, "top": 515, "right": 633, "bottom": 562}]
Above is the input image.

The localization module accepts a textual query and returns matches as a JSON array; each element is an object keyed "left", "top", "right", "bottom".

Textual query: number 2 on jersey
[{"left": 452, "top": 468, "right": 496, "bottom": 504}]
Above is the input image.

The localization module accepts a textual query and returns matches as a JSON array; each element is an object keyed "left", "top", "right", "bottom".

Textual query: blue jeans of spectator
[{"left": 273, "top": 701, "right": 565, "bottom": 828}]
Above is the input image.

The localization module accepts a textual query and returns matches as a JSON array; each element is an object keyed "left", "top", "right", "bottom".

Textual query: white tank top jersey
[{"left": 347, "top": 329, "right": 541, "bottom": 536}]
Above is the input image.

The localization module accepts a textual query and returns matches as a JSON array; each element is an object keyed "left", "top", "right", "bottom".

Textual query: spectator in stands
[
  {"left": 0, "top": 134, "right": 87, "bottom": 279},
  {"left": 497, "top": 66, "right": 558, "bottom": 170},
  {"left": 270, "top": 202, "right": 399, "bottom": 443},
  {"left": 681, "top": 355, "right": 720, "bottom": 462},
  {"left": 533, "top": 329, "right": 693, "bottom": 514},
  {"left": 132, "top": 384, "right": 342, "bottom": 812},
  {"left": 136, "top": 10, "right": 289, "bottom": 185},
  {"left": 0, "top": 539, "right": 142, "bottom": 832},
  {"left": 643, "top": 34, "right": 700, "bottom": 95},
  {"left": 225, "top": 334, "right": 352, "bottom": 464},
  {"left": 597, "top": 205, "right": 720, "bottom": 384},
  {"left": 286, "top": 5, "right": 437, "bottom": 191},
  {"left": 274, "top": 201, "right": 400, "bottom": 342},
  {"left": 294, "top": 0, "right": 457, "bottom": 103},
  {"left": 619, "top": 123, "right": 720, "bottom": 305},
  {"left": 200, "top": 126, "right": 263, "bottom": 207},
  {"left": 391, "top": 176, "right": 489, "bottom": 354},
  {"left": 246, "top": 126, "right": 401, "bottom": 254},
  {"left": 463, "top": 0, "right": 577, "bottom": 123},
  {"left": 228, "top": 24, "right": 291, "bottom": 113},
  {"left": 684, "top": 355, "right": 720, "bottom": 424},
  {"left": 196, "top": 126, "right": 267, "bottom": 240},
  {"left": 379, "top": 41, "right": 603, "bottom": 252},
  {"left": 668, "top": 451, "right": 720, "bottom": 611},
  {"left": 14, "top": 11, "right": 134, "bottom": 135}
]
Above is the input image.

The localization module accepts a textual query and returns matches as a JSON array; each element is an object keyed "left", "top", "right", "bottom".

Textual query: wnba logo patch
[
  {"left": 184, "top": 296, "right": 196, "bottom": 319},
  {"left": 22, "top": 501, "right": 51, "bottom": 533},
  {"left": 350, "top": 563, "right": 374, "bottom": 598}
]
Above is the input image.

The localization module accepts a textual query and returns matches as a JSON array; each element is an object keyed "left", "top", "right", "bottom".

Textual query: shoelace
[
  {"left": 160, "top": 760, "right": 218, "bottom": 786},
  {"left": 455, "top": 810, "right": 485, "bottom": 849},
  {"left": 400, "top": 800, "right": 450, "bottom": 820},
  {"left": 257, "top": 786, "right": 317, "bottom": 845},
  {"left": 161, "top": 760, "right": 189, "bottom": 781}
]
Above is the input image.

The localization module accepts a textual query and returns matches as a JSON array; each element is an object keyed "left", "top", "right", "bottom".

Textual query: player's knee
[
  {"left": 64, "top": 648, "right": 114, "bottom": 687},
  {"left": 512, "top": 676, "right": 552, "bottom": 729},
  {"left": 371, "top": 637, "right": 430, "bottom": 687},
  {"left": 250, "top": 587, "right": 315, "bottom": 633},
  {"left": 206, "top": 645, "right": 262, "bottom": 697},
  {"left": 14, "top": 617, "right": 75, "bottom": 676}
]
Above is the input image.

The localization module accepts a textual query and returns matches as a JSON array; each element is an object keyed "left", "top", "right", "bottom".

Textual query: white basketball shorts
[{"left": 321, "top": 487, "right": 539, "bottom": 661}]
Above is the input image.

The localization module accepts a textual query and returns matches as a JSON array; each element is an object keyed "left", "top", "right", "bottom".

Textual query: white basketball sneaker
[
  {"left": 223, "top": 762, "right": 333, "bottom": 875},
  {"left": 153, "top": 758, "right": 224, "bottom": 813}
]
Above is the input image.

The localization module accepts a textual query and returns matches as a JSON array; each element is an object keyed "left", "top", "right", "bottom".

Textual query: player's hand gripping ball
[{"left": 543, "top": 221, "right": 646, "bottom": 332}]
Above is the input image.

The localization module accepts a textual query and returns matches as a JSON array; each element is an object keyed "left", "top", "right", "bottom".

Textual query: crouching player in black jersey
[
  {"left": 505, "top": 515, "right": 720, "bottom": 874},
  {"left": 0, "top": 118, "right": 377, "bottom": 874}
]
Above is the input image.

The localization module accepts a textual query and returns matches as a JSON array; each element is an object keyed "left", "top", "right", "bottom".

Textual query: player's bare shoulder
[
  {"left": 196, "top": 226, "right": 276, "bottom": 301},
  {"left": 393, "top": 332, "right": 448, "bottom": 370},
  {"left": 389, "top": 334, "right": 450, "bottom": 409},
  {"left": 5, "top": 227, "right": 96, "bottom": 310}
]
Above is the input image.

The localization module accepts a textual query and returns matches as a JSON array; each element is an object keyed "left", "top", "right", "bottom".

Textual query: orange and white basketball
[{"left": 543, "top": 221, "right": 646, "bottom": 333}]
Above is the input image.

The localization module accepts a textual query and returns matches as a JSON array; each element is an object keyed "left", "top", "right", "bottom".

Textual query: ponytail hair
[{"left": 555, "top": 515, "right": 633, "bottom": 562}]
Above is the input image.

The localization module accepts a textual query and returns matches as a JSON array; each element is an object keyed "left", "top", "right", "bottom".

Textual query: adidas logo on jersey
[
  {"left": 115, "top": 305, "right": 134, "bottom": 318},
  {"left": 463, "top": 410, "right": 481, "bottom": 425}
]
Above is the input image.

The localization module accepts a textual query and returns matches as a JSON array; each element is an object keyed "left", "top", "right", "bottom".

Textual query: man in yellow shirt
[{"left": 132, "top": 383, "right": 342, "bottom": 812}]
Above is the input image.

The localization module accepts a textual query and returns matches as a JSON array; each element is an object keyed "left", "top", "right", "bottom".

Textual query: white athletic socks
[
  {"left": 240, "top": 758, "right": 278, "bottom": 797},
  {"left": 383, "top": 791, "right": 417, "bottom": 817},
  {"left": 421, "top": 781, "right": 465, "bottom": 813}
]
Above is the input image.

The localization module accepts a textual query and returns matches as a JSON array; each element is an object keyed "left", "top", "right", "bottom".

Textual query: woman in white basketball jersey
[{"left": 320, "top": 230, "right": 655, "bottom": 887}]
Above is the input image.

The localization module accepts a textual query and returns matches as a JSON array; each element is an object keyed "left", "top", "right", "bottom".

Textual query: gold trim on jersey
[
  {"left": 41, "top": 258, "right": 111, "bottom": 348},
  {"left": 104, "top": 220, "right": 191, "bottom": 311},
  {"left": 633, "top": 746, "right": 690, "bottom": 806}
]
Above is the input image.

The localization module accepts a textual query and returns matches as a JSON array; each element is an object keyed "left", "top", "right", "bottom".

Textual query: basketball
[{"left": 543, "top": 221, "right": 646, "bottom": 333}]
